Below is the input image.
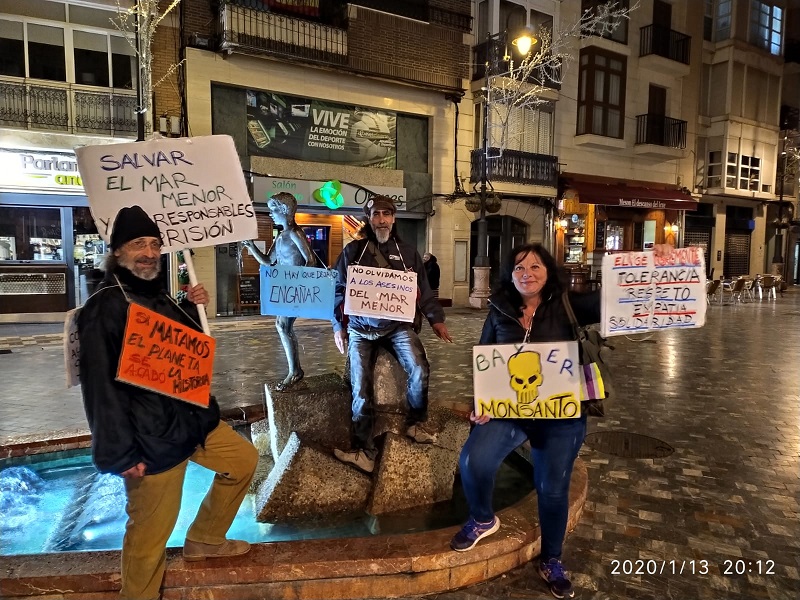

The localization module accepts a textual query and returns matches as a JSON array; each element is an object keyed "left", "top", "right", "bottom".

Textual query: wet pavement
[{"left": 1, "top": 296, "right": 799, "bottom": 599}]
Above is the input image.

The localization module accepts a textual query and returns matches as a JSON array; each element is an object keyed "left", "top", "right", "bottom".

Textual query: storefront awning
[{"left": 567, "top": 180, "right": 697, "bottom": 211}]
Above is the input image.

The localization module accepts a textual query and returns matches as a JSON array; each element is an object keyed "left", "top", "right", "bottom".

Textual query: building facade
[
  {"left": 0, "top": 0, "right": 138, "bottom": 321},
  {"left": 161, "top": 0, "right": 474, "bottom": 316}
]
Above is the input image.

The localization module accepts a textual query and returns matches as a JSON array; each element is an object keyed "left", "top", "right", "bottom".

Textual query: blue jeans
[
  {"left": 348, "top": 324, "right": 429, "bottom": 456},
  {"left": 458, "top": 414, "right": 587, "bottom": 561}
]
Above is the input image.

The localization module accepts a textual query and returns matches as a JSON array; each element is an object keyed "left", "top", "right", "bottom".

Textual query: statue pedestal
[{"left": 469, "top": 266, "right": 491, "bottom": 309}]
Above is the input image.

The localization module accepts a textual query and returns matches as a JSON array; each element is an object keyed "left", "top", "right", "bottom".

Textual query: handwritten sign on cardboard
[
  {"left": 116, "top": 303, "right": 215, "bottom": 407},
  {"left": 75, "top": 135, "right": 257, "bottom": 251},
  {"left": 259, "top": 264, "right": 336, "bottom": 319},
  {"left": 601, "top": 248, "right": 706, "bottom": 337},
  {"left": 344, "top": 265, "right": 417, "bottom": 323},
  {"left": 473, "top": 342, "right": 582, "bottom": 419}
]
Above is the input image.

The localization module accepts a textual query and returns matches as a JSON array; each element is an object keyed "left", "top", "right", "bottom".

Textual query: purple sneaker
[
  {"left": 449, "top": 516, "right": 500, "bottom": 552},
  {"left": 539, "top": 558, "right": 574, "bottom": 598}
]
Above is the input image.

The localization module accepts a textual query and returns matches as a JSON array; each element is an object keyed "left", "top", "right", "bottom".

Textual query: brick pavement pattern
[{"left": 0, "top": 297, "right": 798, "bottom": 599}]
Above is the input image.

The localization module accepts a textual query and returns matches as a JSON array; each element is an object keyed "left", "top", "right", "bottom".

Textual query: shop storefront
[
  {"left": 0, "top": 148, "right": 107, "bottom": 321},
  {"left": 215, "top": 175, "right": 418, "bottom": 316},
  {"left": 559, "top": 175, "right": 698, "bottom": 280}
]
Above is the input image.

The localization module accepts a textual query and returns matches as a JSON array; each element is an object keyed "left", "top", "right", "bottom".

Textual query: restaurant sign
[
  {"left": 0, "top": 148, "right": 85, "bottom": 193},
  {"left": 617, "top": 198, "right": 668, "bottom": 209},
  {"left": 253, "top": 176, "right": 406, "bottom": 212}
]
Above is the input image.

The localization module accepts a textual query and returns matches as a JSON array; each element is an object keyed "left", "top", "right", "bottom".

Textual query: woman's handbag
[{"left": 562, "top": 293, "right": 614, "bottom": 417}]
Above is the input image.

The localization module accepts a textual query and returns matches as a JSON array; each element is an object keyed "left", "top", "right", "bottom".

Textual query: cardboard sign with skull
[{"left": 472, "top": 341, "right": 582, "bottom": 419}]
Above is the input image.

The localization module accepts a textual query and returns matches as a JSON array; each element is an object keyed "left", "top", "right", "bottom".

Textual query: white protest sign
[
  {"left": 473, "top": 342, "right": 582, "bottom": 419},
  {"left": 75, "top": 135, "right": 257, "bottom": 251},
  {"left": 601, "top": 248, "right": 706, "bottom": 337},
  {"left": 260, "top": 264, "right": 337, "bottom": 320},
  {"left": 344, "top": 265, "right": 417, "bottom": 323}
]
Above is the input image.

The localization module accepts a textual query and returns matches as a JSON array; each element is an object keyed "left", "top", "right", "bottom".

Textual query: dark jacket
[
  {"left": 77, "top": 266, "right": 220, "bottom": 475},
  {"left": 333, "top": 236, "right": 444, "bottom": 335},
  {"left": 480, "top": 288, "right": 601, "bottom": 345},
  {"left": 424, "top": 256, "right": 440, "bottom": 290}
]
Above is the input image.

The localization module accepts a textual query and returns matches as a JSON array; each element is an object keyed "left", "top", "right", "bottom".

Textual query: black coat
[
  {"left": 77, "top": 266, "right": 220, "bottom": 475},
  {"left": 480, "top": 289, "right": 601, "bottom": 345},
  {"left": 424, "top": 257, "right": 440, "bottom": 290},
  {"left": 333, "top": 236, "right": 444, "bottom": 335}
]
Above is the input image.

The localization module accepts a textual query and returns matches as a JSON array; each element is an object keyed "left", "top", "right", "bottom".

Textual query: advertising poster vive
[{"left": 246, "top": 90, "right": 396, "bottom": 169}]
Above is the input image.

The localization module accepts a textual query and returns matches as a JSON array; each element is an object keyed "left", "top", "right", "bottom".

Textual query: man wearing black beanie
[{"left": 77, "top": 205, "right": 258, "bottom": 600}]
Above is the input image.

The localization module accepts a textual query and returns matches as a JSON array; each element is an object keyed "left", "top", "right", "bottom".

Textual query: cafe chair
[
  {"left": 721, "top": 277, "right": 746, "bottom": 304},
  {"left": 742, "top": 278, "right": 755, "bottom": 302},
  {"left": 706, "top": 279, "right": 721, "bottom": 304},
  {"left": 759, "top": 275, "right": 777, "bottom": 300}
]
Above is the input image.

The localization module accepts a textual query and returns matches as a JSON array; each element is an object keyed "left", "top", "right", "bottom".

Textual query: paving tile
[{"left": 2, "top": 296, "right": 800, "bottom": 599}]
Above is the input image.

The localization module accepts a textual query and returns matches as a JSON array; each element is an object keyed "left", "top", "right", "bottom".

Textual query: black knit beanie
[{"left": 110, "top": 205, "right": 162, "bottom": 249}]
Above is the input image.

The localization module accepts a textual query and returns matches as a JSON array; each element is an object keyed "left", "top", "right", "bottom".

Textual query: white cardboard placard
[
  {"left": 344, "top": 265, "right": 416, "bottom": 323},
  {"left": 75, "top": 135, "right": 257, "bottom": 251},
  {"left": 601, "top": 248, "right": 706, "bottom": 337}
]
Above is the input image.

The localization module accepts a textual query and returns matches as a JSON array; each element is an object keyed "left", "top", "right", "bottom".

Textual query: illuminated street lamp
[{"left": 472, "top": 28, "right": 536, "bottom": 305}]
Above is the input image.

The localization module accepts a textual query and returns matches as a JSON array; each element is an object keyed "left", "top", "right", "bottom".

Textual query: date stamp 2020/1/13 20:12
[{"left": 610, "top": 559, "right": 777, "bottom": 577}]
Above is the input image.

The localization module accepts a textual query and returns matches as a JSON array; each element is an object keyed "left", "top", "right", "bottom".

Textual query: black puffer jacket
[
  {"left": 480, "top": 288, "right": 601, "bottom": 345},
  {"left": 78, "top": 266, "right": 220, "bottom": 475}
]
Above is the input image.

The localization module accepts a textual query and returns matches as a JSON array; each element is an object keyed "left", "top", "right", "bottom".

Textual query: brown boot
[{"left": 183, "top": 538, "right": 251, "bottom": 562}]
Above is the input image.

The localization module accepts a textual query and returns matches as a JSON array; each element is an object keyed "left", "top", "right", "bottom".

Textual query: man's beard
[
  {"left": 119, "top": 254, "right": 161, "bottom": 281},
  {"left": 375, "top": 227, "right": 391, "bottom": 244}
]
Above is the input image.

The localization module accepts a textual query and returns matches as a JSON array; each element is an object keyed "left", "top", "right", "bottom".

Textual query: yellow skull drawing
[{"left": 508, "top": 351, "right": 543, "bottom": 405}]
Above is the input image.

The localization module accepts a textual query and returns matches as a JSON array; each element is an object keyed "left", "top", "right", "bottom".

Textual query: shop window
[
  {"left": 302, "top": 226, "right": 329, "bottom": 267},
  {"left": 0, "top": 206, "right": 62, "bottom": 261},
  {"left": 605, "top": 221, "right": 624, "bottom": 251},
  {"left": 577, "top": 48, "right": 626, "bottom": 139},
  {"left": 73, "top": 207, "right": 107, "bottom": 303}
]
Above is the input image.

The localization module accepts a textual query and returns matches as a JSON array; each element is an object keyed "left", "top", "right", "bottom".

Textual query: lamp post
[
  {"left": 470, "top": 28, "right": 535, "bottom": 308},
  {"left": 772, "top": 131, "right": 789, "bottom": 271}
]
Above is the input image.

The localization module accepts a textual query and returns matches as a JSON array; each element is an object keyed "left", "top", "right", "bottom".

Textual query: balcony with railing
[
  {"left": 634, "top": 114, "right": 687, "bottom": 158},
  {"left": 0, "top": 78, "right": 137, "bottom": 136},
  {"left": 469, "top": 148, "right": 559, "bottom": 188},
  {"left": 472, "top": 37, "right": 561, "bottom": 90},
  {"left": 219, "top": 0, "right": 348, "bottom": 66},
  {"left": 639, "top": 24, "right": 691, "bottom": 74}
]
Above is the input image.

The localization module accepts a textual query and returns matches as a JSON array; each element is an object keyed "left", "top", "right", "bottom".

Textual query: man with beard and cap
[
  {"left": 77, "top": 205, "right": 258, "bottom": 600},
  {"left": 331, "top": 195, "right": 453, "bottom": 474}
]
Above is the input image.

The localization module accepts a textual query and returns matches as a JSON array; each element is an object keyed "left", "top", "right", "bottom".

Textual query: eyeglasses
[{"left": 127, "top": 239, "right": 163, "bottom": 252}]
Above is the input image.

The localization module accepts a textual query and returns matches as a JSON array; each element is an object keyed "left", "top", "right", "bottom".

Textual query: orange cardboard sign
[{"left": 116, "top": 303, "right": 215, "bottom": 407}]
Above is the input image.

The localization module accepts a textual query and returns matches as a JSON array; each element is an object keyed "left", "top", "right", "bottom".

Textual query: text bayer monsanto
[
  {"left": 344, "top": 265, "right": 416, "bottom": 323},
  {"left": 601, "top": 248, "right": 707, "bottom": 337},
  {"left": 75, "top": 135, "right": 257, "bottom": 251},
  {"left": 473, "top": 342, "right": 582, "bottom": 419}
]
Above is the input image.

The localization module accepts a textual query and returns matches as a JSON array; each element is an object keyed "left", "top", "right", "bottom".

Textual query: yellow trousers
[{"left": 119, "top": 421, "right": 258, "bottom": 600}]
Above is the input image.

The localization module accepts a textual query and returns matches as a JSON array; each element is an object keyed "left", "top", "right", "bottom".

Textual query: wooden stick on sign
[{"left": 182, "top": 250, "right": 211, "bottom": 335}]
